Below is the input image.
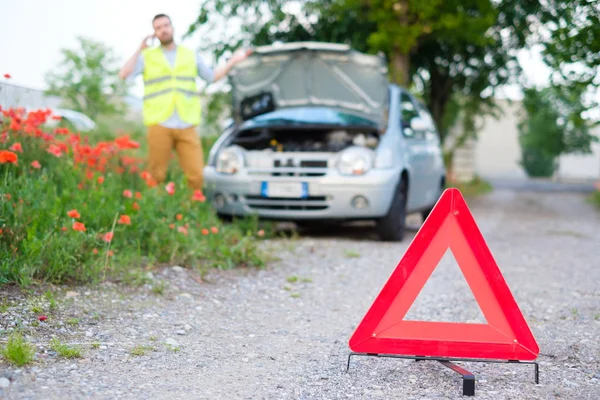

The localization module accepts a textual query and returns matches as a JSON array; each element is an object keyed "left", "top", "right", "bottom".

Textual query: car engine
[{"left": 229, "top": 127, "right": 380, "bottom": 153}]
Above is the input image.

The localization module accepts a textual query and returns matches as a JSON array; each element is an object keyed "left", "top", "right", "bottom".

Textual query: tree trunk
[
  {"left": 428, "top": 69, "right": 452, "bottom": 144},
  {"left": 428, "top": 67, "right": 455, "bottom": 174},
  {"left": 390, "top": 52, "right": 411, "bottom": 87}
]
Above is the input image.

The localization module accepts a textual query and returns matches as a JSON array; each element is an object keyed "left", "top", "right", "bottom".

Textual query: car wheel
[
  {"left": 216, "top": 213, "right": 233, "bottom": 223},
  {"left": 421, "top": 178, "right": 445, "bottom": 222},
  {"left": 376, "top": 177, "right": 407, "bottom": 242}
]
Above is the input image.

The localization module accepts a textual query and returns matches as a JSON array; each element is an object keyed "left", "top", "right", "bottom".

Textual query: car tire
[
  {"left": 216, "top": 213, "right": 233, "bottom": 223},
  {"left": 376, "top": 177, "right": 407, "bottom": 242},
  {"left": 421, "top": 178, "right": 445, "bottom": 222}
]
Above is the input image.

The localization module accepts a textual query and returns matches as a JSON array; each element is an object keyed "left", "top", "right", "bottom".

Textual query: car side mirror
[{"left": 410, "top": 117, "right": 428, "bottom": 132}]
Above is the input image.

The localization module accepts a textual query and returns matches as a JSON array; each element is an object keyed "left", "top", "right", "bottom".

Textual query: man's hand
[
  {"left": 212, "top": 48, "right": 254, "bottom": 82},
  {"left": 119, "top": 35, "right": 154, "bottom": 80},
  {"left": 141, "top": 34, "right": 156, "bottom": 51},
  {"left": 230, "top": 48, "right": 253, "bottom": 64}
]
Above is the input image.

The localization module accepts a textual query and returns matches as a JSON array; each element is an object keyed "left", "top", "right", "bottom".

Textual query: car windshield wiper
[{"left": 255, "top": 118, "right": 316, "bottom": 125}]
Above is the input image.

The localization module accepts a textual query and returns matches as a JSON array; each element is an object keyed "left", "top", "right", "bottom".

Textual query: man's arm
[
  {"left": 211, "top": 48, "right": 253, "bottom": 82},
  {"left": 118, "top": 35, "right": 154, "bottom": 80}
]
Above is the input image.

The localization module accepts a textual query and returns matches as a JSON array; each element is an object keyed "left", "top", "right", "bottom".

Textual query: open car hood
[{"left": 228, "top": 42, "right": 389, "bottom": 128}]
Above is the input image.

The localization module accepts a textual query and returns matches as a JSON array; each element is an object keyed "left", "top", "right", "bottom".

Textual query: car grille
[
  {"left": 244, "top": 195, "right": 329, "bottom": 211},
  {"left": 246, "top": 159, "right": 329, "bottom": 177}
]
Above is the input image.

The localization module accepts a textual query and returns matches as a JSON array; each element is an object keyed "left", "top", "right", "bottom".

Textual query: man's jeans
[{"left": 147, "top": 124, "right": 204, "bottom": 190}]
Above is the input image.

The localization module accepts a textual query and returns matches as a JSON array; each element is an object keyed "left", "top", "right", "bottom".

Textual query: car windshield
[{"left": 246, "top": 107, "right": 379, "bottom": 128}]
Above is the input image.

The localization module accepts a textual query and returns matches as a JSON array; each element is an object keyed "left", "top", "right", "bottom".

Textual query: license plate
[{"left": 261, "top": 181, "right": 308, "bottom": 198}]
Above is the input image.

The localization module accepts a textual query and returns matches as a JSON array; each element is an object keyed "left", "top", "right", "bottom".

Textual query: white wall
[
  {"left": 468, "top": 98, "right": 600, "bottom": 182},
  {"left": 473, "top": 99, "right": 528, "bottom": 180},
  {"left": 556, "top": 133, "right": 600, "bottom": 182}
]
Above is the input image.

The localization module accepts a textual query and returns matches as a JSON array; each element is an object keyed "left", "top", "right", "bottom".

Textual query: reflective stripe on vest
[{"left": 141, "top": 46, "right": 202, "bottom": 126}]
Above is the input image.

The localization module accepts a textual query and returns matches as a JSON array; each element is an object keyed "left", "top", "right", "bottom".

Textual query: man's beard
[{"left": 159, "top": 35, "right": 174, "bottom": 46}]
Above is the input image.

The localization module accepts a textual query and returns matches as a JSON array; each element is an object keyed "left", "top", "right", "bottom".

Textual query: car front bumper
[{"left": 203, "top": 166, "right": 399, "bottom": 220}]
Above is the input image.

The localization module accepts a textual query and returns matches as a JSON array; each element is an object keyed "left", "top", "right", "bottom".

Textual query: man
[{"left": 118, "top": 13, "right": 251, "bottom": 190}]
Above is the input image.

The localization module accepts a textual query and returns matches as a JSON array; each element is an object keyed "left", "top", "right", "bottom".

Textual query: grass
[
  {"left": 165, "top": 344, "right": 180, "bottom": 352},
  {"left": 0, "top": 299, "right": 9, "bottom": 313},
  {"left": 446, "top": 175, "right": 493, "bottom": 197},
  {"left": 130, "top": 344, "right": 154, "bottom": 356},
  {"left": 344, "top": 250, "right": 361, "bottom": 258},
  {"left": 1, "top": 333, "right": 35, "bottom": 366},
  {"left": 0, "top": 107, "right": 272, "bottom": 288},
  {"left": 49, "top": 337, "right": 82, "bottom": 358},
  {"left": 588, "top": 189, "right": 600, "bottom": 210},
  {"left": 151, "top": 280, "right": 168, "bottom": 295}
]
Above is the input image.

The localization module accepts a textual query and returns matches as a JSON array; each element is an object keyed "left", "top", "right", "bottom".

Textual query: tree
[
  {"left": 186, "top": 1, "right": 537, "bottom": 140},
  {"left": 518, "top": 84, "right": 597, "bottom": 177},
  {"left": 533, "top": 0, "right": 600, "bottom": 92},
  {"left": 45, "top": 36, "right": 129, "bottom": 121},
  {"left": 186, "top": 0, "right": 600, "bottom": 176},
  {"left": 515, "top": 0, "right": 600, "bottom": 175}
]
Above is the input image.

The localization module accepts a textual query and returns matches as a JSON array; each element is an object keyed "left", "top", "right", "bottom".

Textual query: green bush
[
  {"left": 0, "top": 107, "right": 266, "bottom": 287},
  {"left": 589, "top": 190, "right": 600, "bottom": 210},
  {"left": 519, "top": 145, "right": 557, "bottom": 178}
]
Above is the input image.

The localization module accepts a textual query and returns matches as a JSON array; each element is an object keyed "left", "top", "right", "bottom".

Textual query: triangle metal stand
[{"left": 346, "top": 352, "right": 539, "bottom": 397}]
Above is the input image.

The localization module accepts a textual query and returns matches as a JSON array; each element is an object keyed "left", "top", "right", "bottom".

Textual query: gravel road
[{"left": 1, "top": 188, "right": 599, "bottom": 399}]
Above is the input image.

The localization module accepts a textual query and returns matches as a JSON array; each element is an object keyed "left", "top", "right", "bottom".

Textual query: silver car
[{"left": 204, "top": 42, "right": 446, "bottom": 241}]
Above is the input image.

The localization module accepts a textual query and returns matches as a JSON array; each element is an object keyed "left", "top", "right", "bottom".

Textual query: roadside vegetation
[
  {"left": 589, "top": 184, "right": 600, "bottom": 210},
  {"left": 0, "top": 107, "right": 271, "bottom": 288},
  {"left": 446, "top": 175, "right": 493, "bottom": 198}
]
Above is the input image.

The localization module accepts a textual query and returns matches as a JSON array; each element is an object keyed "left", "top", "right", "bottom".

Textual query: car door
[
  {"left": 398, "top": 90, "right": 428, "bottom": 210},
  {"left": 415, "top": 100, "right": 444, "bottom": 205}
]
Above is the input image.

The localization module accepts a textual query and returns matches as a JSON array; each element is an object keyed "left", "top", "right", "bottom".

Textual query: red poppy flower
[
  {"left": 9, "top": 142, "right": 22, "bottom": 153},
  {"left": 72, "top": 222, "right": 86, "bottom": 232},
  {"left": 67, "top": 209, "right": 80, "bottom": 219},
  {"left": 165, "top": 182, "right": 175, "bottom": 195},
  {"left": 192, "top": 190, "right": 206, "bottom": 202},
  {"left": 0, "top": 150, "right": 17, "bottom": 164}
]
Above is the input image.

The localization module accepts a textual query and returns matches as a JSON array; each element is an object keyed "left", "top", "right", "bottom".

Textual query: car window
[
  {"left": 399, "top": 92, "right": 424, "bottom": 139},
  {"left": 248, "top": 107, "right": 379, "bottom": 128},
  {"left": 415, "top": 101, "right": 440, "bottom": 143}
]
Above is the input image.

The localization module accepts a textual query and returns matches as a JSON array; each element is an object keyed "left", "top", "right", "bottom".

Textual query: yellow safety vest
[{"left": 141, "top": 46, "right": 201, "bottom": 126}]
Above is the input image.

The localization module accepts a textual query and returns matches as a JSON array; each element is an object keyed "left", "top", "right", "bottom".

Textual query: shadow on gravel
[{"left": 276, "top": 215, "right": 423, "bottom": 242}]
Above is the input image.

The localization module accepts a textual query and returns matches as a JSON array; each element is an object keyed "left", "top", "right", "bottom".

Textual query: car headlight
[
  {"left": 336, "top": 146, "right": 374, "bottom": 176},
  {"left": 216, "top": 145, "right": 245, "bottom": 174}
]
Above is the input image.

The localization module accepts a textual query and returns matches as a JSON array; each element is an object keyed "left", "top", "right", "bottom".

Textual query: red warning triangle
[{"left": 349, "top": 188, "right": 539, "bottom": 361}]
